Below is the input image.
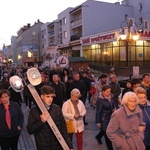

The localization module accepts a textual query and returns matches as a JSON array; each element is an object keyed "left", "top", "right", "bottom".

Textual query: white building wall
[
  {"left": 58, "top": 8, "right": 74, "bottom": 45},
  {"left": 81, "top": 0, "right": 133, "bottom": 36}
]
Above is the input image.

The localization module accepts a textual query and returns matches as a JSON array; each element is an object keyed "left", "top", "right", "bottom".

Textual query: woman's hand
[
  {"left": 18, "top": 126, "right": 21, "bottom": 130},
  {"left": 40, "top": 111, "right": 50, "bottom": 123},
  {"left": 74, "top": 114, "right": 79, "bottom": 119}
]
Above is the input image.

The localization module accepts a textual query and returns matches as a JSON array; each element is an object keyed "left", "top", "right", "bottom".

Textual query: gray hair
[
  {"left": 121, "top": 91, "right": 139, "bottom": 105},
  {"left": 71, "top": 88, "right": 81, "bottom": 98}
]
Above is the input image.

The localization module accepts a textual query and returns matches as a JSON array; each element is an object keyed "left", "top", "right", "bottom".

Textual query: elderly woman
[
  {"left": 106, "top": 91, "right": 145, "bottom": 150},
  {"left": 62, "top": 88, "right": 86, "bottom": 150},
  {"left": 134, "top": 87, "right": 150, "bottom": 150}
]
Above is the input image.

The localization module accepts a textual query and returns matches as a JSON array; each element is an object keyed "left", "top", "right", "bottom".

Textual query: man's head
[
  {"left": 99, "top": 73, "right": 107, "bottom": 83},
  {"left": 52, "top": 74, "right": 60, "bottom": 83},
  {"left": 142, "top": 73, "right": 149, "bottom": 83},
  {"left": 73, "top": 72, "right": 80, "bottom": 81},
  {"left": 0, "top": 89, "right": 10, "bottom": 105},
  {"left": 131, "top": 78, "right": 141, "bottom": 89},
  {"left": 41, "top": 85, "right": 56, "bottom": 106}
]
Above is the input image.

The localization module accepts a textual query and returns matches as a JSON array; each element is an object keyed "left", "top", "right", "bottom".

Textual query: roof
[{"left": 69, "top": 57, "right": 88, "bottom": 62}]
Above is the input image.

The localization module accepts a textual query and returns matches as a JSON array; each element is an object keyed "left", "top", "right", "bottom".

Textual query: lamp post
[{"left": 120, "top": 20, "right": 140, "bottom": 79}]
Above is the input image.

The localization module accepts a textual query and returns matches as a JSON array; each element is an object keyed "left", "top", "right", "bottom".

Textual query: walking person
[
  {"left": 95, "top": 84, "right": 116, "bottom": 150},
  {"left": 26, "top": 85, "right": 73, "bottom": 150},
  {"left": 134, "top": 87, "right": 150, "bottom": 150},
  {"left": 106, "top": 91, "right": 145, "bottom": 150},
  {"left": 62, "top": 88, "right": 86, "bottom": 150},
  {"left": 0, "top": 89, "right": 24, "bottom": 150},
  {"left": 69, "top": 72, "right": 88, "bottom": 125}
]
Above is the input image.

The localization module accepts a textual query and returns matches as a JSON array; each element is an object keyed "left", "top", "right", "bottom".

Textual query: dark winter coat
[
  {"left": 0, "top": 102, "right": 24, "bottom": 137},
  {"left": 95, "top": 94, "right": 116, "bottom": 131},
  {"left": 69, "top": 80, "right": 86, "bottom": 103},
  {"left": 51, "top": 81, "right": 66, "bottom": 108},
  {"left": 106, "top": 105, "right": 145, "bottom": 150},
  {"left": 26, "top": 104, "right": 73, "bottom": 150},
  {"left": 139, "top": 101, "right": 150, "bottom": 147}
]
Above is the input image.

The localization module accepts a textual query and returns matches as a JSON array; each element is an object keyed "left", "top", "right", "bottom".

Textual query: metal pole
[
  {"left": 129, "top": 48, "right": 132, "bottom": 79},
  {"left": 38, "top": 32, "right": 41, "bottom": 67}
]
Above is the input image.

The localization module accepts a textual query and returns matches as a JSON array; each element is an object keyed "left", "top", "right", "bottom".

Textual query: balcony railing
[
  {"left": 71, "top": 18, "right": 82, "bottom": 28},
  {"left": 70, "top": 33, "right": 82, "bottom": 41}
]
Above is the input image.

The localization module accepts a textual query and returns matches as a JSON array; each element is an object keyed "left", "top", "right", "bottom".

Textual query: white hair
[
  {"left": 71, "top": 88, "right": 81, "bottom": 97},
  {"left": 121, "top": 91, "right": 139, "bottom": 105}
]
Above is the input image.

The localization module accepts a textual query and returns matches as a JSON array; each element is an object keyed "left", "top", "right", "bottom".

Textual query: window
[
  {"left": 63, "top": 31, "right": 67, "bottom": 38},
  {"left": 143, "top": 20, "right": 149, "bottom": 29},
  {"left": 127, "top": 18, "right": 135, "bottom": 25},
  {"left": 63, "top": 17, "right": 67, "bottom": 25}
]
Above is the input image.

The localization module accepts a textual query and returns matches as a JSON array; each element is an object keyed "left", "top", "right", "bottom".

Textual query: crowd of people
[{"left": 0, "top": 65, "right": 150, "bottom": 150}]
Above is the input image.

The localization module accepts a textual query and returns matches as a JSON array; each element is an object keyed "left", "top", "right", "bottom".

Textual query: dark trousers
[
  {"left": 146, "top": 146, "right": 150, "bottom": 150},
  {"left": 0, "top": 134, "right": 20, "bottom": 150},
  {"left": 96, "top": 129, "right": 104, "bottom": 140},
  {"left": 97, "top": 130, "right": 113, "bottom": 150}
]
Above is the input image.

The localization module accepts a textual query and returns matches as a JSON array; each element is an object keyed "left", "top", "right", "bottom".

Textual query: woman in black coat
[{"left": 95, "top": 84, "right": 116, "bottom": 150}]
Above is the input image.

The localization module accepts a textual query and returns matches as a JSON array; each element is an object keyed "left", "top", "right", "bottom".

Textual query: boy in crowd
[{"left": 26, "top": 85, "right": 73, "bottom": 150}]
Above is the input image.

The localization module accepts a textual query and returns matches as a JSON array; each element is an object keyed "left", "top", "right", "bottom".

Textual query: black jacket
[
  {"left": 26, "top": 104, "right": 73, "bottom": 150},
  {"left": 0, "top": 102, "right": 24, "bottom": 137},
  {"left": 95, "top": 94, "right": 115, "bottom": 131},
  {"left": 51, "top": 81, "right": 66, "bottom": 108}
]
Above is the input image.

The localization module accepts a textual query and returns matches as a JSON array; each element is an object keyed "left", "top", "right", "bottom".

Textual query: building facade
[{"left": 11, "top": 0, "right": 150, "bottom": 75}]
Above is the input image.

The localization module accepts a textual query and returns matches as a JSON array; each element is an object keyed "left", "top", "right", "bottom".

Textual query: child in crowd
[{"left": 89, "top": 82, "right": 97, "bottom": 109}]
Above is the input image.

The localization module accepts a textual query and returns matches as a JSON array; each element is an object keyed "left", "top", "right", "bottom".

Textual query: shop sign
[
  {"left": 142, "top": 31, "right": 150, "bottom": 38},
  {"left": 81, "top": 33, "right": 115, "bottom": 45},
  {"left": 56, "top": 55, "right": 69, "bottom": 68}
]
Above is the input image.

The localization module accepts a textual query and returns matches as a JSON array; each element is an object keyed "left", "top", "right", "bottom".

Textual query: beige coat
[{"left": 62, "top": 99, "right": 86, "bottom": 133}]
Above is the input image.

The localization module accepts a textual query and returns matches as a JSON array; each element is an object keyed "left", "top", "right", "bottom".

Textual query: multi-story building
[
  {"left": 11, "top": 0, "right": 150, "bottom": 75},
  {"left": 15, "top": 19, "right": 43, "bottom": 67}
]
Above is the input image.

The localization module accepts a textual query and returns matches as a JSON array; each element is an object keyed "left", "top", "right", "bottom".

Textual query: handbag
[
  {"left": 66, "top": 120, "right": 75, "bottom": 133},
  {"left": 65, "top": 101, "right": 75, "bottom": 133}
]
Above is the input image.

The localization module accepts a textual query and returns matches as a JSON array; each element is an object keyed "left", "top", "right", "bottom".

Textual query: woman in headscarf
[{"left": 62, "top": 88, "right": 86, "bottom": 150}]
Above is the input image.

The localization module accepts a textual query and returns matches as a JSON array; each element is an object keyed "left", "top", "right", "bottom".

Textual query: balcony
[
  {"left": 70, "top": 33, "right": 82, "bottom": 41},
  {"left": 48, "top": 31, "right": 54, "bottom": 37},
  {"left": 71, "top": 18, "right": 82, "bottom": 28}
]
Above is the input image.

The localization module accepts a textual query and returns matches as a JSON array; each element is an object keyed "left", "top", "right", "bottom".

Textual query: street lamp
[{"left": 120, "top": 20, "right": 140, "bottom": 79}]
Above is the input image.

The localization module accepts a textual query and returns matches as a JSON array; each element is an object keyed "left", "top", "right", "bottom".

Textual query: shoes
[
  {"left": 84, "top": 121, "right": 88, "bottom": 125},
  {"left": 95, "top": 136, "right": 102, "bottom": 145}
]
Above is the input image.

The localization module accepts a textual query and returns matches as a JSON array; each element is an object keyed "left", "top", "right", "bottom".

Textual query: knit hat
[
  {"left": 91, "top": 82, "right": 95, "bottom": 86},
  {"left": 110, "top": 75, "right": 116, "bottom": 79}
]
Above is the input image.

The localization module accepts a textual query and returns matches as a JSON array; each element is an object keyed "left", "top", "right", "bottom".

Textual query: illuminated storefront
[{"left": 81, "top": 30, "right": 150, "bottom": 68}]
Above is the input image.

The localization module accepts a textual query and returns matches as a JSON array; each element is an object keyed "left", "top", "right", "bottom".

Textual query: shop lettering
[
  {"left": 82, "top": 33, "right": 115, "bottom": 44},
  {"left": 91, "top": 33, "right": 115, "bottom": 42},
  {"left": 142, "top": 31, "right": 150, "bottom": 37}
]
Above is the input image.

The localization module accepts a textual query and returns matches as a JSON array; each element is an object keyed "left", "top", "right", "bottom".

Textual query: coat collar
[{"left": 124, "top": 105, "right": 142, "bottom": 116}]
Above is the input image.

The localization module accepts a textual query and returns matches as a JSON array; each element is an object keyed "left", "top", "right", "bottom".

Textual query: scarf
[{"left": 70, "top": 100, "right": 80, "bottom": 116}]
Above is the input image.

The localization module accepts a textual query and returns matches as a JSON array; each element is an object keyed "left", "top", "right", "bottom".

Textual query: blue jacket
[
  {"left": 139, "top": 101, "right": 150, "bottom": 146},
  {"left": 0, "top": 101, "right": 24, "bottom": 137}
]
